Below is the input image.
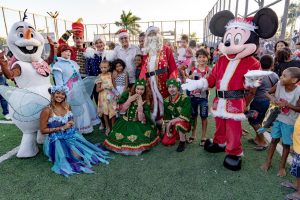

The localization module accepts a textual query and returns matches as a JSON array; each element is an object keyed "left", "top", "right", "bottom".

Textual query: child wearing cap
[{"left": 52, "top": 44, "right": 100, "bottom": 134}]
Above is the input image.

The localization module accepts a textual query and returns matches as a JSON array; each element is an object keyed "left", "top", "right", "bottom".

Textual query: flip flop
[
  {"left": 254, "top": 145, "right": 268, "bottom": 151},
  {"left": 186, "top": 137, "right": 195, "bottom": 144},
  {"left": 281, "top": 181, "right": 297, "bottom": 191},
  {"left": 199, "top": 139, "right": 206, "bottom": 146},
  {"left": 285, "top": 192, "right": 300, "bottom": 200}
]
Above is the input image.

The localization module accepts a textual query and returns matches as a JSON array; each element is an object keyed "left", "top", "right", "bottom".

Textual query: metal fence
[
  {"left": 0, "top": 7, "right": 203, "bottom": 47},
  {"left": 0, "top": 7, "right": 72, "bottom": 40},
  {"left": 85, "top": 20, "right": 204, "bottom": 45},
  {"left": 203, "top": 0, "right": 285, "bottom": 47}
]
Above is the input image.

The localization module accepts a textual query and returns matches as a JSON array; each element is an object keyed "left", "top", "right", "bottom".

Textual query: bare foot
[
  {"left": 261, "top": 162, "right": 271, "bottom": 172},
  {"left": 277, "top": 168, "right": 286, "bottom": 177},
  {"left": 105, "top": 128, "right": 111, "bottom": 136}
]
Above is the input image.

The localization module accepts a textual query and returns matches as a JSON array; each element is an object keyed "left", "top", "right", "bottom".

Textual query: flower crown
[
  {"left": 135, "top": 79, "right": 146, "bottom": 87},
  {"left": 50, "top": 85, "right": 69, "bottom": 94},
  {"left": 166, "top": 78, "right": 181, "bottom": 88}
]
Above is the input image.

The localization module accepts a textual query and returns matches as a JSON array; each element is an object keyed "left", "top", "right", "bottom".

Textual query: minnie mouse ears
[
  {"left": 209, "top": 8, "right": 278, "bottom": 39},
  {"left": 209, "top": 10, "right": 234, "bottom": 37},
  {"left": 253, "top": 8, "right": 278, "bottom": 39}
]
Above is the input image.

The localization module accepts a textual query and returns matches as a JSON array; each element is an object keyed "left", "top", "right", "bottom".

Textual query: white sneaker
[{"left": 4, "top": 114, "right": 11, "bottom": 120}]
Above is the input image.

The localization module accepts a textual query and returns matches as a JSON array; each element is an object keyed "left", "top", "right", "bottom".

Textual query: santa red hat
[
  {"left": 225, "top": 17, "right": 258, "bottom": 32},
  {"left": 57, "top": 44, "right": 73, "bottom": 57},
  {"left": 72, "top": 18, "right": 84, "bottom": 37},
  {"left": 117, "top": 29, "right": 129, "bottom": 38}
]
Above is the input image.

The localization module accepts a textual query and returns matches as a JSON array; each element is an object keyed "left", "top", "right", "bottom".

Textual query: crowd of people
[{"left": 1, "top": 10, "right": 300, "bottom": 199}]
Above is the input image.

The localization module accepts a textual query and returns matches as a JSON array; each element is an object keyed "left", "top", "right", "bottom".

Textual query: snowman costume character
[
  {"left": 0, "top": 13, "right": 53, "bottom": 158},
  {"left": 182, "top": 8, "right": 278, "bottom": 171}
]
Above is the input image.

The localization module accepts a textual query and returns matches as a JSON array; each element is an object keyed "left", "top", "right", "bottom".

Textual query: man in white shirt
[{"left": 113, "top": 29, "right": 141, "bottom": 87}]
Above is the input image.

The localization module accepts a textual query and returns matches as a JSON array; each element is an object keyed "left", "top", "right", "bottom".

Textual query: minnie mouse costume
[{"left": 182, "top": 8, "right": 278, "bottom": 171}]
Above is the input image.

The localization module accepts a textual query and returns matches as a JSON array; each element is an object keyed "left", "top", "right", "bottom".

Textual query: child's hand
[
  {"left": 128, "top": 94, "right": 139, "bottom": 102},
  {"left": 277, "top": 99, "right": 288, "bottom": 108},
  {"left": 112, "top": 70, "right": 118, "bottom": 79},
  {"left": 0, "top": 51, "right": 8, "bottom": 68},
  {"left": 269, "top": 96, "right": 277, "bottom": 104}
]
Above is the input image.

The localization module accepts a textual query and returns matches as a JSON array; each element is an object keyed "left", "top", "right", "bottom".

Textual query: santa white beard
[{"left": 144, "top": 35, "right": 163, "bottom": 55}]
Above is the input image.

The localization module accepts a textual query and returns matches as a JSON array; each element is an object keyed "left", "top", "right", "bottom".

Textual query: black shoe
[
  {"left": 223, "top": 155, "right": 242, "bottom": 171},
  {"left": 176, "top": 141, "right": 186, "bottom": 152},
  {"left": 204, "top": 139, "right": 225, "bottom": 153}
]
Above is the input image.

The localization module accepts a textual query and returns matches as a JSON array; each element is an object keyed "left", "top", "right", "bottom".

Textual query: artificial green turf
[
  {"left": 0, "top": 124, "right": 21, "bottom": 155},
  {"left": 0, "top": 84, "right": 294, "bottom": 199},
  {"left": 0, "top": 118, "right": 294, "bottom": 200}
]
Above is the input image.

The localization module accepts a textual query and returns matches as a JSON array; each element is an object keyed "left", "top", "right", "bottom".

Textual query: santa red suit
[
  {"left": 207, "top": 55, "right": 260, "bottom": 155},
  {"left": 139, "top": 44, "right": 177, "bottom": 120}
]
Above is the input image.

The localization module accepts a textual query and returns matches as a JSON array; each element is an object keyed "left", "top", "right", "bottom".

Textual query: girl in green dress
[{"left": 102, "top": 79, "right": 160, "bottom": 155}]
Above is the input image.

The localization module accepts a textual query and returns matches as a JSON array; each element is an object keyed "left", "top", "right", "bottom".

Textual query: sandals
[
  {"left": 200, "top": 139, "right": 206, "bottom": 146},
  {"left": 285, "top": 192, "right": 300, "bottom": 200},
  {"left": 254, "top": 145, "right": 268, "bottom": 151},
  {"left": 186, "top": 137, "right": 195, "bottom": 144},
  {"left": 281, "top": 181, "right": 297, "bottom": 191}
]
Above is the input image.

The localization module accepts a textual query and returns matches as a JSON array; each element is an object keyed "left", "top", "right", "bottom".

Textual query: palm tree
[{"left": 115, "top": 10, "right": 141, "bottom": 35}]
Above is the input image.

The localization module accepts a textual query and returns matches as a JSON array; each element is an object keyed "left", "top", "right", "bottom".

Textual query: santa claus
[{"left": 139, "top": 26, "right": 177, "bottom": 123}]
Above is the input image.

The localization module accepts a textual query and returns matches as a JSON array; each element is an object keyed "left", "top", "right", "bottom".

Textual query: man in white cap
[
  {"left": 113, "top": 29, "right": 141, "bottom": 87},
  {"left": 139, "top": 26, "right": 177, "bottom": 123}
]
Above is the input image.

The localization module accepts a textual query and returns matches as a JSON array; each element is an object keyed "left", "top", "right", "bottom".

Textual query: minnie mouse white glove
[
  {"left": 244, "top": 70, "right": 273, "bottom": 88},
  {"left": 181, "top": 78, "right": 208, "bottom": 91}
]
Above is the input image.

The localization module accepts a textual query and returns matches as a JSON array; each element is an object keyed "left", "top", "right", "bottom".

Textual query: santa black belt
[
  {"left": 146, "top": 68, "right": 167, "bottom": 78},
  {"left": 216, "top": 90, "right": 246, "bottom": 99}
]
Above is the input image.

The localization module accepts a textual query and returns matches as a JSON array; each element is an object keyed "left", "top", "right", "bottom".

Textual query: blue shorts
[
  {"left": 191, "top": 97, "right": 208, "bottom": 119},
  {"left": 271, "top": 120, "right": 294, "bottom": 145},
  {"left": 291, "top": 153, "right": 300, "bottom": 178},
  {"left": 248, "top": 99, "right": 270, "bottom": 125}
]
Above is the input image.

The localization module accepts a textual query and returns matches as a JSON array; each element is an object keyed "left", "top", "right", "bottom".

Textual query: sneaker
[
  {"left": 176, "top": 141, "right": 186, "bottom": 152},
  {"left": 4, "top": 114, "right": 11, "bottom": 120}
]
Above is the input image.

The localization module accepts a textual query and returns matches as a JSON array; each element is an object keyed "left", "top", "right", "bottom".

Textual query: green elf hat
[
  {"left": 135, "top": 79, "right": 147, "bottom": 87},
  {"left": 166, "top": 78, "right": 181, "bottom": 88}
]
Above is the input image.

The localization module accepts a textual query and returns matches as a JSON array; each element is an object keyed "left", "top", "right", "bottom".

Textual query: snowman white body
[
  {"left": 6, "top": 20, "right": 51, "bottom": 158},
  {"left": 10, "top": 60, "right": 51, "bottom": 157}
]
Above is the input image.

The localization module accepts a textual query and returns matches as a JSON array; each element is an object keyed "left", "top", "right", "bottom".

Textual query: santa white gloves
[{"left": 181, "top": 78, "right": 208, "bottom": 91}]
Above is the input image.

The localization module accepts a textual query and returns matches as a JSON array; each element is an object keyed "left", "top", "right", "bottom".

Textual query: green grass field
[
  {"left": 0, "top": 114, "right": 294, "bottom": 200},
  {"left": 0, "top": 81, "right": 294, "bottom": 199}
]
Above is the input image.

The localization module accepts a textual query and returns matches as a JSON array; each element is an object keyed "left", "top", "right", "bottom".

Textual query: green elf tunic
[
  {"left": 103, "top": 91, "right": 160, "bottom": 155},
  {"left": 162, "top": 93, "right": 192, "bottom": 145}
]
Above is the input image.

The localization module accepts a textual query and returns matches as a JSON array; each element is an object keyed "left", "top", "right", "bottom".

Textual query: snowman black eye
[
  {"left": 31, "top": 33, "right": 34, "bottom": 38},
  {"left": 18, "top": 32, "right": 24, "bottom": 38}
]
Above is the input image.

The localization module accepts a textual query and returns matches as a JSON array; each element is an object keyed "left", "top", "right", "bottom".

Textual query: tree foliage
[{"left": 115, "top": 10, "right": 141, "bottom": 35}]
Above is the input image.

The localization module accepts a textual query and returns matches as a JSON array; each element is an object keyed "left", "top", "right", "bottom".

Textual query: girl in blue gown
[{"left": 40, "top": 85, "right": 110, "bottom": 177}]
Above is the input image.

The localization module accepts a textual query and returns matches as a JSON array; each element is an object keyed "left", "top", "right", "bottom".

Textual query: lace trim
[{"left": 48, "top": 112, "right": 73, "bottom": 124}]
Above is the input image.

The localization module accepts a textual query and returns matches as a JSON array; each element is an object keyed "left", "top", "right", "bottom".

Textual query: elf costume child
[
  {"left": 102, "top": 79, "right": 160, "bottom": 155},
  {"left": 162, "top": 78, "right": 192, "bottom": 152}
]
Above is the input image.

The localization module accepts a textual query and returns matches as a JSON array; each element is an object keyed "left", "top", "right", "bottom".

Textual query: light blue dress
[
  {"left": 43, "top": 111, "right": 110, "bottom": 177},
  {"left": 52, "top": 57, "right": 100, "bottom": 133}
]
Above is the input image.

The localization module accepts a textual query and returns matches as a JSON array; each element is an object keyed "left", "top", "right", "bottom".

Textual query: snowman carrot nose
[{"left": 23, "top": 28, "right": 32, "bottom": 39}]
